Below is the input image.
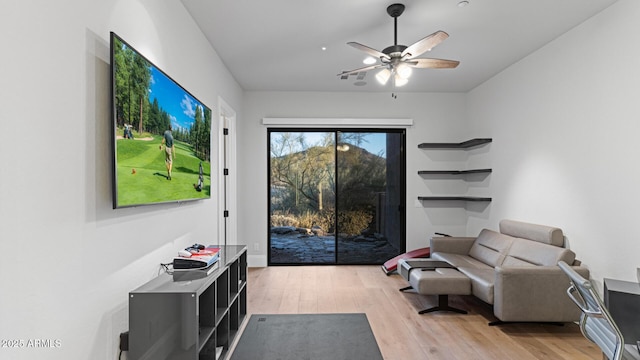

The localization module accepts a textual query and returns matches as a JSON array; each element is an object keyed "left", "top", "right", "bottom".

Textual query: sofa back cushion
[
  {"left": 503, "top": 238, "right": 576, "bottom": 266},
  {"left": 468, "top": 229, "right": 514, "bottom": 267},
  {"left": 499, "top": 219, "right": 564, "bottom": 246}
]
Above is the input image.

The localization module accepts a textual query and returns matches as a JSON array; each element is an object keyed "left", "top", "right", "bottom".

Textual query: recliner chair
[{"left": 558, "top": 261, "right": 640, "bottom": 360}]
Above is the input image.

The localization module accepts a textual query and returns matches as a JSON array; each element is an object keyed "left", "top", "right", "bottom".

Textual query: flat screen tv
[{"left": 110, "top": 32, "right": 212, "bottom": 208}]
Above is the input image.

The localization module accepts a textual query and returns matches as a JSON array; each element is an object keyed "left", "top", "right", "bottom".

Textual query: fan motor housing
[{"left": 383, "top": 44, "right": 407, "bottom": 56}]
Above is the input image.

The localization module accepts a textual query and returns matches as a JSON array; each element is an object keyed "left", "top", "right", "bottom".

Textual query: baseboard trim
[{"left": 248, "top": 255, "right": 268, "bottom": 267}]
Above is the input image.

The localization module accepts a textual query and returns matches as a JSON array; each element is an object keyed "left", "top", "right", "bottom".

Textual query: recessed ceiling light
[
  {"left": 457, "top": 1, "right": 469, "bottom": 7},
  {"left": 363, "top": 56, "right": 376, "bottom": 65},
  {"left": 321, "top": 46, "right": 327, "bottom": 51}
]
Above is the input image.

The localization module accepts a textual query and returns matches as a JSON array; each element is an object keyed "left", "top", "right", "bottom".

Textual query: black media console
[{"left": 128, "top": 245, "right": 247, "bottom": 360}]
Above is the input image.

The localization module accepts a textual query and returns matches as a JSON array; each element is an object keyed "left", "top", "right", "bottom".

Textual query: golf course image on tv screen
[{"left": 110, "top": 32, "right": 212, "bottom": 208}]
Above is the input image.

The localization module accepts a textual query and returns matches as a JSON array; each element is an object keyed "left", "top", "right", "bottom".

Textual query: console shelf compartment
[
  {"left": 418, "top": 138, "right": 492, "bottom": 149},
  {"left": 129, "top": 245, "right": 247, "bottom": 360}
]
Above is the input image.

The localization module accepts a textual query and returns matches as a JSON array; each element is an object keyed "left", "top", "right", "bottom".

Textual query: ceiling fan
[{"left": 338, "top": 3, "right": 459, "bottom": 87}]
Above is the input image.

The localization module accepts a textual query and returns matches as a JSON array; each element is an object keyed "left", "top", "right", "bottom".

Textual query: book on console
[
  {"left": 173, "top": 247, "right": 221, "bottom": 270},
  {"left": 172, "top": 261, "right": 220, "bottom": 281}
]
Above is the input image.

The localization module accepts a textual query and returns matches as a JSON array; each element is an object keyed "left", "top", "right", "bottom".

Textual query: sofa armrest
[
  {"left": 493, "top": 265, "right": 590, "bottom": 322},
  {"left": 430, "top": 236, "right": 476, "bottom": 255}
]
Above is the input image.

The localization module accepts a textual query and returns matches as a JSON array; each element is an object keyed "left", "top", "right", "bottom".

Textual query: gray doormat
[{"left": 230, "top": 313, "right": 383, "bottom": 360}]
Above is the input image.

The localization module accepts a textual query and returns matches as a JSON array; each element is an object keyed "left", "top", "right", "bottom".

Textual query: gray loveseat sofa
[{"left": 429, "top": 219, "right": 589, "bottom": 323}]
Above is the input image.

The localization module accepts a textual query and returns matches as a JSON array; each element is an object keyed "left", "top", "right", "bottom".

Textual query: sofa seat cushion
[
  {"left": 457, "top": 267, "right": 496, "bottom": 304},
  {"left": 431, "top": 252, "right": 494, "bottom": 270},
  {"left": 503, "top": 238, "right": 576, "bottom": 267},
  {"left": 467, "top": 229, "right": 514, "bottom": 267}
]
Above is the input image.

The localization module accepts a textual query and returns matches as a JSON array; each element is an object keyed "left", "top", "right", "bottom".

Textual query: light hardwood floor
[{"left": 243, "top": 265, "right": 602, "bottom": 360}]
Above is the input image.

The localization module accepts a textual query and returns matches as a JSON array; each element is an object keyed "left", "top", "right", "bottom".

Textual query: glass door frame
[{"left": 267, "top": 127, "right": 406, "bottom": 265}]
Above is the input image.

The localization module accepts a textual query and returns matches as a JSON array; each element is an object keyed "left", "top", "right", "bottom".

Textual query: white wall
[
  {"left": 467, "top": 0, "right": 640, "bottom": 287},
  {"left": 239, "top": 91, "right": 477, "bottom": 266},
  {"left": 0, "top": 1, "right": 242, "bottom": 359}
]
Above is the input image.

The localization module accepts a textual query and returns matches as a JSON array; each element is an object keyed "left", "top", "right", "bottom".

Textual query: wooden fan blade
[
  {"left": 401, "top": 31, "right": 449, "bottom": 59},
  {"left": 337, "top": 64, "right": 384, "bottom": 77},
  {"left": 347, "top": 42, "right": 390, "bottom": 60},
  {"left": 408, "top": 58, "right": 460, "bottom": 69}
]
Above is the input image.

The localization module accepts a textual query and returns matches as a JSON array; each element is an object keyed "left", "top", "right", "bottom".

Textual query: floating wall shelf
[
  {"left": 418, "top": 169, "right": 492, "bottom": 175},
  {"left": 418, "top": 196, "right": 492, "bottom": 202},
  {"left": 417, "top": 138, "right": 493, "bottom": 206},
  {"left": 418, "top": 138, "right": 492, "bottom": 149}
]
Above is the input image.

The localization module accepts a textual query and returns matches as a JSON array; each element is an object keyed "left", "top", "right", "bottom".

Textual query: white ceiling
[{"left": 181, "top": 0, "right": 618, "bottom": 93}]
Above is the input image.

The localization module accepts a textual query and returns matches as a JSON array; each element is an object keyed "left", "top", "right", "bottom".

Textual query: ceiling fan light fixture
[
  {"left": 339, "top": 3, "right": 459, "bottom": 85},
  {"left": 363, "top": 56, "right": 377, "bottom": 65},
  {"left": 396, "top": 63, "right": 412, "bottom": 79},
  {"left": 394, "top": 74, "right": 409, "bottom": 87},
  {"left": 376, "top": 68, "right": 391, "bottom": 85}
]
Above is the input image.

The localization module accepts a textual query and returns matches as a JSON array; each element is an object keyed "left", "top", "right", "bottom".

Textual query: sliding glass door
[
  {"left": 269, "top": 131, "right": 336, "bottom": 264},
  {"left": 335, "top": 131, "right": 405, "bottom": 264},
  {"left": 268, "top": 129, "right": 405, "bottom": 265}
]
